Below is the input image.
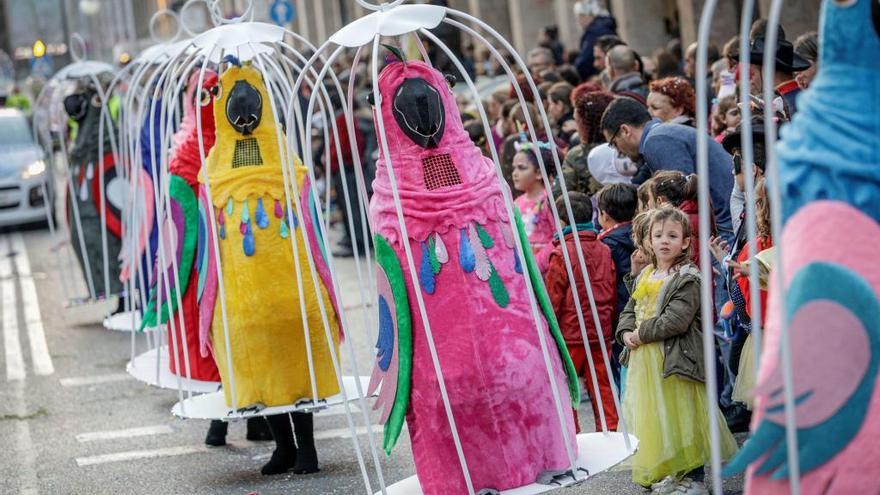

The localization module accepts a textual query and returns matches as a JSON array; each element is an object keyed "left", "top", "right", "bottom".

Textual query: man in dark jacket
[
  {"left": 573, "top": 0, "right": 618, "bottom": 81},
  {"left": 600, "top": 97, "right": 735, "bottom": 242},
  {"left": 545, "top": 192, "right": 619, "bottom": 432}
]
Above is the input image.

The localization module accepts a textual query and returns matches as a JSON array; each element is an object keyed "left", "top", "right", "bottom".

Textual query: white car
[{"left": 0, "top": 108, "right": 54, "bottom": 226}]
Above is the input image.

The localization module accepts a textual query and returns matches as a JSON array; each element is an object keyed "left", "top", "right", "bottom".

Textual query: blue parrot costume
[{"left": 723, "top": 2, "right": 880, "bottom": 492}]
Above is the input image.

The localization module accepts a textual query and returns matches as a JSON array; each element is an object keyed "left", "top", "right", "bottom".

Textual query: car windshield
[{"left": 0, "top": 116, "right": 33, "bottom": 146}]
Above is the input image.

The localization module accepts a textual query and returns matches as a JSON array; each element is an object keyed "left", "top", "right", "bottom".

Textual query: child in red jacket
[{"left": 545, "top": 191, "right": 619, "bottom": 432}]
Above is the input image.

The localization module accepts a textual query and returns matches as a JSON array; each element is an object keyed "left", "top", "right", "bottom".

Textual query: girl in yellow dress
[{"left": 616, "top": 207, "right": 737, "bottom": 494}]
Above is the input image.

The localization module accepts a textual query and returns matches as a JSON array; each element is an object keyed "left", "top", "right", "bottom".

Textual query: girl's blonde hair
[
  {"left": 755, "top": 178, "right": 771, "bottom": 238},
  {"left": 648, "top": 207, "right": 694, "bottom": 269},
  {"left": 637, "top": 178, "right": 656, "bottom": 212},
  {"left": 631, "top": 211, "right": 654, "bottom": 255}
]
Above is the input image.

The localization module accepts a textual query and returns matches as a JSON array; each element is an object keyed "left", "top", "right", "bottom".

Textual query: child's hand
[
  {"left": 630, "top": 249, "right": 648, "bottom": 275},
  {"left": 709, "top": 235, "right": 731, "bottom": 263},
  {"left": 622, "top": 331, "right": 640, "bottom": 350},
  {"left": 730, "top": 260, "right": 750, "bottom": 278}
]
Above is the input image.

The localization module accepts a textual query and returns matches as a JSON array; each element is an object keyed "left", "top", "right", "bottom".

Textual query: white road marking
[
  {"left": 11, "top": 381, "right": 40, "bottom": 494},
  {"left": 59, "top": 373, "right": 132, "bottom": 387},
  {"left": 75, "top": 424, "right": 174, "bottom": 443},
  {"left": 75, "top": 445, "right": 209, "bottom": 467},
  {"left": 11, "top": 232, "right": 54, "bottom": 376},
  {"left": 1, "top": 237, "right": 25, "bottom": 381}
]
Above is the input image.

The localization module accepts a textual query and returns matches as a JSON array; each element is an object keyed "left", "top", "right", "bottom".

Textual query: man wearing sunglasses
[{"left": 600, "top": 97, "right": 735, "bottom": 243}]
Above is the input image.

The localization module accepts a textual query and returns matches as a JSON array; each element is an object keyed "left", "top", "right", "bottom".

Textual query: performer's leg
[
  {"left": 246, "top": 416, "right": 272, "bottom": 441},
  {"left": 205, "top": 420, "right": 228, "bottom": 446},
  {"left": 291, "top": 411, "right": 319, "bottom": 474},
  {"left": 261, "top": 413, "right": 297, "bottom": 475}
]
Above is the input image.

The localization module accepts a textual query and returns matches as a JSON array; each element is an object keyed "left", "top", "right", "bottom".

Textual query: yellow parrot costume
[{"left": 198, "top": 62, "right": 340, "bottom": 409}]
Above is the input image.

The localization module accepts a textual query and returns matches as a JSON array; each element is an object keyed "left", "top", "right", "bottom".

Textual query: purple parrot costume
[{"left": 366, "top": 58, "right": 580, "bottom": 494}]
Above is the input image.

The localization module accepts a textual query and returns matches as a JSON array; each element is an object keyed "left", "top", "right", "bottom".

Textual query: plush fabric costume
[
  {"left": 141, "top": 71, "right": 220, "bottom": 382},
  {"left": 63, "top": 86, "right": 123, "bottom": 298},
  {"left": 198, "top": 62, "right": 340, "bottom": 409},
  {"left": 723, "top": 2, "right": 880, "bottom": 493},
  {"left": 367, "top": 59, "right": 579, "bottom": 495}
]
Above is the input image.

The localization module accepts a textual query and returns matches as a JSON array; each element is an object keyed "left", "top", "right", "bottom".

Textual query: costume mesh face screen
[
  {"left": 421, "top": 153, "right": 462, "bottom": 190},
  {"left": 232, "top": 137, "right": 264, "bottom": 168}
]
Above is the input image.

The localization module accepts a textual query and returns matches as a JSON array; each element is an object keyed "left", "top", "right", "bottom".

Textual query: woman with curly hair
[
  {"left": 647, "top": 76, "right": 697, "bottom": 127},
  {"left": 551, "top": 85, "right": 616, "bottom": 196}
]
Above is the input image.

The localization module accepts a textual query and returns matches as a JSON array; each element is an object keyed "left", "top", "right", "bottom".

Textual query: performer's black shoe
[
  {"left": 205, "top": 420, "right": 228, "bottom": 447},
  {"left": 261, "top": 447, "right": 297, "bottom": 475}
]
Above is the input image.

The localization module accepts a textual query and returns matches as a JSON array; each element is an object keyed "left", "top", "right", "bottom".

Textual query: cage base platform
[
  {"left": 377, "top": 432, "right": 638, "bottom": 495},
  {"left": 126, "top": 346, "right": 220, "bottom": 394},
  {"left": 103, "top": 310, "right": 159, "bottom": 332},
  {"left": 171, "top": 375, "right": 372, "bottom": 420}
]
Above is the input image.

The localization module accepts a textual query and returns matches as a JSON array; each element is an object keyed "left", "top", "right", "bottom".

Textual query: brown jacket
[{"left": 615, "top": 263, "right": 706, "bottom": 383}]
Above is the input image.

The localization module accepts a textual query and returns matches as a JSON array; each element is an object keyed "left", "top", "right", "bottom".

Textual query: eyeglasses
[{"left": 608, "top": 125, "right": 623, "bottom": 151}]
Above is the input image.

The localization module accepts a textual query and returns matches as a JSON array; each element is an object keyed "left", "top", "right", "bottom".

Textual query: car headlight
[{"left": 21, "top": 160, "right": 46, "bottom": 180}]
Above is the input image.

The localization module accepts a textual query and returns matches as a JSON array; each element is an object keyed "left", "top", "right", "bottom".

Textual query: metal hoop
[
  {"left": 69, "top": 33, "right": 87, "bottom": 62},
  {"left": 208, "top": 0, "right": 254, "bottom": 25},
  {"left": 354, "top": 0, "right": 406, "bottom": 12},
  {"left": 180, "top": 0, "right": 216, "bottom": 37},
  {"left": 149, "top": 8, "right": 182, "bottom": 43}
]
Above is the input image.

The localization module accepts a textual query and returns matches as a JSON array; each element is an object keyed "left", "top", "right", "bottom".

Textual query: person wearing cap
[
  {"left": 737, "top": 36, "right": 811, "bottom": 118},
  {"left": 573, "top": 0, "right": 618, "bottom": 81},
  {"left": 721, "top": 114, "right": 775, "bottom": 240}
]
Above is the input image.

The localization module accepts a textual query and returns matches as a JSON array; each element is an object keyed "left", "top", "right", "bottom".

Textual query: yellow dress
[
  {"left": 201, "top": 64, "right": 340, "bottom": 409},
  {"left": 732, "top": 333, "right": 756, "bottom": 409},
  {"left": 622, "top": 266, "right": 738, "bottom": 486}
]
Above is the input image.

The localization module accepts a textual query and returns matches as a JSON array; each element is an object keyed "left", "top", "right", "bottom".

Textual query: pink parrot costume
[
  {"left": 366, "top": 57, "right": 579, "bottom": 495},
  {"left": 723, "top": 1, "right": 880, "bottom": 493}
]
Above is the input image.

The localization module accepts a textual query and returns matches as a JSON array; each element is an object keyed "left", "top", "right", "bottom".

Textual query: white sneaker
[
  {"left": 675, "top": 479, "right": 709, "bottom": 495},
  {"left": 650, "top": 476, "right": 678, "bottom": 494}
]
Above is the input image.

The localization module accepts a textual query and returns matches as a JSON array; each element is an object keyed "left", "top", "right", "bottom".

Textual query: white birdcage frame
[{"left": 290, "top": 1, "right": 650, "bottom": 494}]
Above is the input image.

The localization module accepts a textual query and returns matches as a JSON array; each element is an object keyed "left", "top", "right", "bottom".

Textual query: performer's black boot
[
  {"left": 291, "top": 412, "right": 319, "bottom": 474},
  {"left": 246, "top": 416, "right": 273, "bottom": 441},
  {"left": 261, "top": 414, "right": 297, "bottom": 475},
  {"left": 205, "top": 420, "right": 228, "bottom": 446}
]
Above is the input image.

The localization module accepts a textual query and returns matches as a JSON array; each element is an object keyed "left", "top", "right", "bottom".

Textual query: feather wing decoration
[
  {"left": 196, "top": 185, "right": 219, "bottom": 357},
  {"left": 119, "top": 169, "right": 154, "bottom": 283},
  {"left": 367, "top": 234, "right": 413, "bottom": 455},
  {"left": 140, "top": 175, "right": 199, "bottom": 329},
  {"left": 512, "top": 209, "right": 580, "bottom": 408},
  {"left": 724, "top": 202, "right": 880, "bottom": 481},
  {"left": 299, "top": 174, "right": 343, "bottom": 340}
]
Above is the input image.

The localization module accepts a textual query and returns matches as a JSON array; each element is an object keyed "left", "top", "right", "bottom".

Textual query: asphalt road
[{"left": 0, "top": 223, "right": 746, "bottom": 495}]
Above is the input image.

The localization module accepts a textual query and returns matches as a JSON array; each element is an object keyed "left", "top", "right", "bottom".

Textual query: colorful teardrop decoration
[
  {"left": 468, "top": 224, "right": 491, "bottom": 282},
  {"left": 487, "top": 262, "right": 510, "bottom": 308},
  {"left": 419, "top": 241, "right": 436, "bottom": 294},
  {"left": 255, "top": 198, "right": 270, "bottom": 229},
  {"left": 279, "top": 219, "right": 290, "bottom": 239},
  {"left": 79, "top": 164, "right": 92, "bottom": 201},
  {"left": 514, "top": 250, "right": 523, "bottom": 274},
  {"left": 273, "top": 199, "right": 283, "bottom": 219},
  {"left": 501, "top": 223, "right": 515, "bottom": 249},
  {"left": 226, "top": 197, "right": 234, "bottom": 216},
  {"left": 434, "top": 233, "right": 449, "bottom": 264},
  {"left": 459, "top": 228, "right": 475, "bottom": 273},
  {"left": 475, "top": 223, "right": 494, "bottom": 248},
  {"left": 240, "top": 199, "right": 250, "bottom": 223},
  {"left": 242, "top": 221, "right": 255, "bottom": 256},
  {"left": 426, "top": 237, "right": 441, "bottom": 275},
  {"left": 218, "top": 209, "right": 226, "bottom": 240}
]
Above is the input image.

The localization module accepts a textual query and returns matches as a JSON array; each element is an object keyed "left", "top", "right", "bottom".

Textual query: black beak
[
  {"left": 226, "top": 80, "right": 262, "bottom": 135},
  {"left": 63, "top": 92, "right": 89, "bottom": 121},
  {"left": 392, "top": 77, "right": 446, "bottom": 149}
]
